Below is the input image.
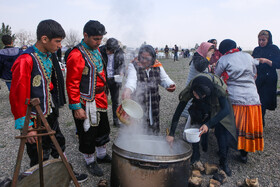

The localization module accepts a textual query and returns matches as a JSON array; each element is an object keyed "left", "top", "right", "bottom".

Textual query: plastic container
[
  {"left": 114, "top": 75, "right": 123, "bottom": 83},
  {"left": 116, "top": 99, "right": 143, "bottom": 125},
  {"left": 183, "top": 128, "right": 200, "bottom": 143}
]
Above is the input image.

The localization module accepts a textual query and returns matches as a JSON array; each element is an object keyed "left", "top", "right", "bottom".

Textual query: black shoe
[
  {"left": 239, "top": 150, "right": 248, "bottom": 164},
  {"left": 220, "top": 163, "right": 232, "bottom": 176},
  {"left": 73, "top": 171, "right": 88, "bottom": 183},
  {"left": 97, "top": 154, "right": 112, "bottom": 164},
  {"left": 113, "top": 122, "right": 120, "bottom": 128},
  {"left": 240, "top": 155, "right": 248, "bottom": 164},
  {"left": 86, "top": 161, "right": 103, "bottom": 176}
]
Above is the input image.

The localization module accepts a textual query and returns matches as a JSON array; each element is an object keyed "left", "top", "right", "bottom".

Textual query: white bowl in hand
[
  {"left": 114, "top": 75, "right": 123, "bottom": 83},
  {"left": 183, "top": 128, "right": 200, "bottom": 143}
]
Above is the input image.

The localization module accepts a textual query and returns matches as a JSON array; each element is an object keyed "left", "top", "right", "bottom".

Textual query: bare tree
[
  {"left": 14, "top": 30, "right": 36, "bottom": 47},
  {"left": 63, "top": 29, "right": 81, "bottom": 48}
]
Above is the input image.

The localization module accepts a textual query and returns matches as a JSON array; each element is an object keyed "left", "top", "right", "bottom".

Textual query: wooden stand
[{"left": 11, "top": 98, "right": 80, "bottom": 187}]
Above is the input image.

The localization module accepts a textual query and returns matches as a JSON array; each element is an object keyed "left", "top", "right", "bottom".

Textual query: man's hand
[
  {"left": 199, "top": 124, "right": 208, "bottom": 137},
  {"left": 26, "top": 130, "right": 37, "bottom": 144},
  {"left": 166, "top": 84, "right": 176, "bottom": 92},
  {"left": 74, "top": 108, "right": 87, "bottom": 120}
]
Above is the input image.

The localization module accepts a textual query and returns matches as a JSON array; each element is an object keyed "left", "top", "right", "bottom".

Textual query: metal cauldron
[{"left": 111, "top": 135, "right": 192, "bottom": 187}]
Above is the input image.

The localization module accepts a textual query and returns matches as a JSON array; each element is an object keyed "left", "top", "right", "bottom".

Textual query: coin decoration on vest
[
  {"left": 82, "top": 66, "right": 89, "bottom": 75},
  {"left": 32, "top": 75, "right": 42, "bottom": 87}
]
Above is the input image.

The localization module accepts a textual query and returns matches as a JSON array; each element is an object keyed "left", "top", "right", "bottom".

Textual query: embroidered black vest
[
  {"left": 23, "top": 47, "right": 52, "bottom": 117},
  {"left": 74, "top": 44, "right": 98, "bottom": 102},
  {"left": 133, "top": 62, "right": 161, "bottom": 132}
]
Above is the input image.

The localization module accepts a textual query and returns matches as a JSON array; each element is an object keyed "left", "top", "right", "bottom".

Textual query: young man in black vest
[
  {"left": 66, "top": 20, "right": 111, "bottom": 177},
  {"left": 9, "top": 19, "right": 87, "bottom": 183}
]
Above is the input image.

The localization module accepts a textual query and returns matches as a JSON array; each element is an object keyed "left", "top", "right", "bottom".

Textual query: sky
[{"left": 1, "top": 0, "right": 280, "bottom": 50}]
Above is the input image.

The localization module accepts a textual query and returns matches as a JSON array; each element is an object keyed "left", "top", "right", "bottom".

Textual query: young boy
[{"left": 9, "top": 19, "right": 87, "bottom": 183}]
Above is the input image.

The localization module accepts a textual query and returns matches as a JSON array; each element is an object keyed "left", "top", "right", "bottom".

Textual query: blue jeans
[
  {"left": 174, "top": 53, "right": 178, "bottom": 61},
  {"left": 6, "top": 82, "right": 11, "bottom": 91}
]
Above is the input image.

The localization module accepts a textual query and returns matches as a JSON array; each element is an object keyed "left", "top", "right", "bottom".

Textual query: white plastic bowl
[
  {"left": 122, "top": 99, "right": 143, "bottom": 119},
  {"left": 183, "top": 128, "right": 200, "bottom": 143},
  {"left": 114, "top": 75, "right": 123, "bottom": 83}
]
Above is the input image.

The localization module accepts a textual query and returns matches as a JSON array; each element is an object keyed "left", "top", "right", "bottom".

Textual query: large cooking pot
[{"left": 111, "top": 135, "right": 192, "bottom": 187}]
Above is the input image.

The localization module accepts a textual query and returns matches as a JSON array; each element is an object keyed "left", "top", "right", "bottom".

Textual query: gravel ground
[{"left": 0, "top": 57, "right": 280, "bottom": 187}]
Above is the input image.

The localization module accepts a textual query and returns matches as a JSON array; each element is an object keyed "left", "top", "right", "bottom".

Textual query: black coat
[
  {"left": 99, "top": 45, "right": 125, "bottom": 76},
  {"left": 252, "top": 30, "right": 280, "bottom": 110}
]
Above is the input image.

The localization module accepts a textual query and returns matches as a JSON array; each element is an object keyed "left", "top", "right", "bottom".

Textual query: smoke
[
  {"left": 107, "top": 0, "right": 155, "bottom": 47},
  {"left": 115, "top": 127, "right": 187, "bottom": 156}
]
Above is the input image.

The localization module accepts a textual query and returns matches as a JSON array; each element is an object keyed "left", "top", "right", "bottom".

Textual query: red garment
[
  {"left": 66, "top": 48, "right": 107, "bottom": 109},
  {"left": 9, "top": 54, "right": 33, "bottom": 121},
  {"left": 225, "top": 48, "right": 240, "bottom": 55},
  {"left": 221, "top": 71, "right": 229, "bottom": 84},
  {"left": 210, "top": 49, "right": 222, "bottom": 65}
]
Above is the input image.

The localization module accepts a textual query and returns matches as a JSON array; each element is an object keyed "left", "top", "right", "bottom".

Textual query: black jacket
[
  {"left": 99, "top": 45, "right": 125, "bottom": 76},
  {"left": 0, "top": 46, "right": 22, "bottom": 80}
]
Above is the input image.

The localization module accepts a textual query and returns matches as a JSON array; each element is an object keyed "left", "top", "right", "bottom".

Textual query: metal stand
[{"left": 11, "top": 98, "right": 80, "bottom": 187}]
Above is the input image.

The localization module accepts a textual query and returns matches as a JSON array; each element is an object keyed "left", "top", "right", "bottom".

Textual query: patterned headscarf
[{"left": 196, "top": 42, "right": 214, "bottom": 58}]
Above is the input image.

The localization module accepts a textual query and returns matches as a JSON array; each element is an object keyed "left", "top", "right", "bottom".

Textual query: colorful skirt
[{"left": 232, "top": 105, "right": 264, "bottom": 152}]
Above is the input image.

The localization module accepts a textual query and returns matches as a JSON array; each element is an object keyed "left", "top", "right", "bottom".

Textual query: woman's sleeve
[
  {"left": 270, "top": 46, "right": 280, "bottom": 69},
  {"left": 124, "top": 63, "right": 137, "bottom": 93},
  {"left": 214, "top": 58, "right": 225, "bottom": 77},
  {"left": 205, "top": 96, "right": 230, "bottom": 128},
  {"left": 159, "top": 66, "right": 175, "bottom": 88},
  {"left": 169, "top": 101, "right": 188, "bottom": 136}
]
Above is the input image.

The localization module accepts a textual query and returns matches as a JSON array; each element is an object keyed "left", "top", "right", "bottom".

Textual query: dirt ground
[{"left": 0, "top": 57, "right": 279, "bottom": 187}]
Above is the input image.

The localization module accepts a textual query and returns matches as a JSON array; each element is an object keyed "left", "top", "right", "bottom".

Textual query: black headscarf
[
  {"left": 218, "top": 39, "right": 237, "bottom": 55},
  {"left": 191, "top": 76, "right": 214, "bottom": 99},
  {"left": 252, "top": 30, "right": 279, "bottom": 61},
  {"left": 263, "top": 30, "right": 273, "bottom": 46},
  {"left": 208, "top": 39, "right": 217, "bottom": 44},
  {"left": 188, "top": 76, "right": 214, "bottom": 124}
]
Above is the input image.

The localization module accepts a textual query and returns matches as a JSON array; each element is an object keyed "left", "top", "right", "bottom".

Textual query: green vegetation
[{"left": 0, "top": 23, "right": 15, "bottom": 48}]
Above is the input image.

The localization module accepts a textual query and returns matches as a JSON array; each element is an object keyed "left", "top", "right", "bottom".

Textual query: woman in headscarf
[
  {"left": 122, "top": 45, "right": 176, "bottom": 134},
  {"left": 252, "top": 30, "right": 280, "bottom": 127},
  {"left": 181, "top": 42, "right": 215, "bottom": 118},
  {"left": 215, "top": 39, "right": 264, "bottom": 164},
  {"left": 208, "top": 39, "right": 222, "bottom": 66},
  {"left": 166, "top": 73, "right": 237, "bottom": 176}
]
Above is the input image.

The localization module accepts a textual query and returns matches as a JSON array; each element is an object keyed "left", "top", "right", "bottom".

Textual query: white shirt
[
  {"left": 125, "top": 63, "right": 175, "bottom": 124},
  {"left": 106, "top": 54, "right": 114, "bottom": 78}
]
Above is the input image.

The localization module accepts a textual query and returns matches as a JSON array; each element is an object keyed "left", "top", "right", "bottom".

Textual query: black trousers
[
  {"left": 192, "top": 123, "right": 231, "bottom": 163},
  {"left": 214, "top": 123, "right": 231, "bottom": 160},
  {"left": 261, "top": 106, "right": 266, "bottom": 127},
  {"left": 107, "top": 78, "right": 121, "bottom": 123},
  {"left": 73, "top": 109, "right": 110, "bottom": 154},
  {"left": 26, "top": 111, "right": 65, "bottom": 167}
]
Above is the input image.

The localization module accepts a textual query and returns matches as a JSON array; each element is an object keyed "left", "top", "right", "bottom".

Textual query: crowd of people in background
[{"left": 0, "top": 17, "right": 280, "bottom": 185}]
